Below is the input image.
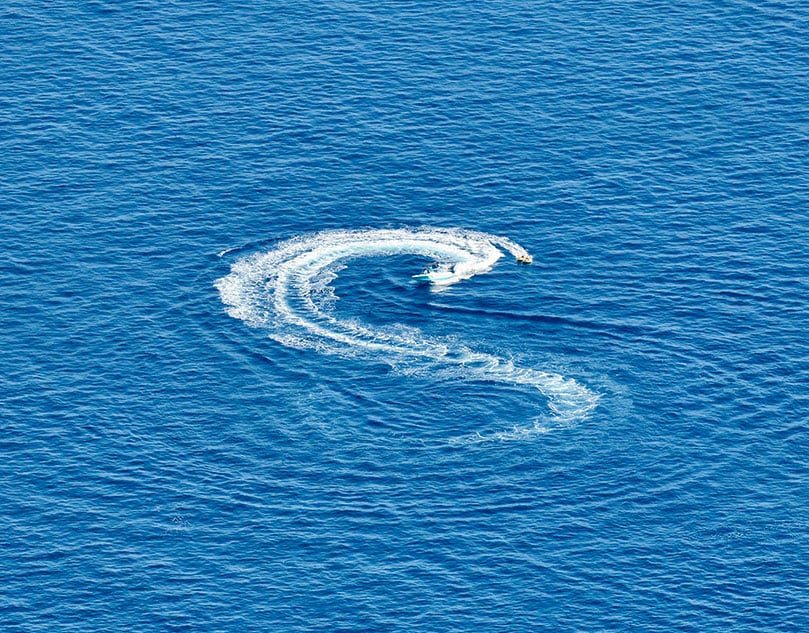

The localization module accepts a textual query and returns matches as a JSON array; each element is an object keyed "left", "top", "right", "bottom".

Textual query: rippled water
[{"left": 2, "top": 2, "right": 808, "bottom": 631}]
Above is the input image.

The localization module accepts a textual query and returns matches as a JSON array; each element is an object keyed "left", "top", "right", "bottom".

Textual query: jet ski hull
[{"left": 412, "top": 270, "right": 456, "bottom": 284}]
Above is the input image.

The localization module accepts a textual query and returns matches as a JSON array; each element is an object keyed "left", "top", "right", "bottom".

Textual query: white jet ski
[{"left": 412, "top": 263, "right": 456, "bottom": 284}]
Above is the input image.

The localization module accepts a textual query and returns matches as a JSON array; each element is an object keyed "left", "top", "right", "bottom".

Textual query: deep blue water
[{"left": 2, "top": 1, "right": 809, "bottom": 631}]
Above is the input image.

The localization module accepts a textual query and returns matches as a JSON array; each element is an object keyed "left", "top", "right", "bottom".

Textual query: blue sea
[{"left": 2, "top": 1, "right": 808, "bottom": 631}]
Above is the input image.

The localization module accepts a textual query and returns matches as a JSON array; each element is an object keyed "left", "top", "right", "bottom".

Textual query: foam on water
[{"left": 216, "top": 227, "right": 598, "bottom": 438}]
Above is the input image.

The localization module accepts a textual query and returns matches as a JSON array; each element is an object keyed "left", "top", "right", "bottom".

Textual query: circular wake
[{"left": 215, "top": 227, "right": 598, "bottom": 440}]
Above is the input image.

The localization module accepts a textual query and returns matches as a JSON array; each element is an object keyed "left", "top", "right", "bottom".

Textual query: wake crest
[{"left": 215, "top": 227, "right": 598, "bottom": 440}]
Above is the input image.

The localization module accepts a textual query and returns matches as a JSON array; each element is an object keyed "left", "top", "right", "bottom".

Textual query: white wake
[{"left": 215, "top": 227, "right": 598, "bottom": 439}]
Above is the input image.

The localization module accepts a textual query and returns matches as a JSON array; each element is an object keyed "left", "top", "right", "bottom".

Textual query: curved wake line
[{"left": 215, "top": 227, "right": 598, "bottom": 439}]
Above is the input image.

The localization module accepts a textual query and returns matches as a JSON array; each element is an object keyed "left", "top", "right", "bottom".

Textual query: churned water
[{"left": 2, "top": 2, "right": 808, "bottom": 631}]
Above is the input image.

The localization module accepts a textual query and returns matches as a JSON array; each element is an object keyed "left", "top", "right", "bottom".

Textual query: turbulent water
[
  {"left": 216, "top": 227, "right": 598, "bottom": 440},
  {"left": 2, "top": 2, "right": 808, "bottom": 631}
]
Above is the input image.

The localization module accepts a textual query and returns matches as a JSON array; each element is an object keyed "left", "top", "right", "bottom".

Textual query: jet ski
[
  {"left": 516, "top": 253, "right": 533, "bottom": 264},
  {"left": 412, "top": 263, "right": 456, "bottom": 284}
]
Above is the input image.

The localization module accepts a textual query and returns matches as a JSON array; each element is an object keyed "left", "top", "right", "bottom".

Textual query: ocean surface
[{"left": 2, "top": 1, "right": 808, "bottom": 631}]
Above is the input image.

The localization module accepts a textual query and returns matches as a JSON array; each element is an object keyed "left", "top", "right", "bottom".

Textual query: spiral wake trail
[{"left": 215, "top": 227, "right": 599, "bottom": 438}]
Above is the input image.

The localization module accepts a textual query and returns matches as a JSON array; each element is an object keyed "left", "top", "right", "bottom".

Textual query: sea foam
[{"left": 216, "top": 227, "right": 598, "bottom": 438}]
